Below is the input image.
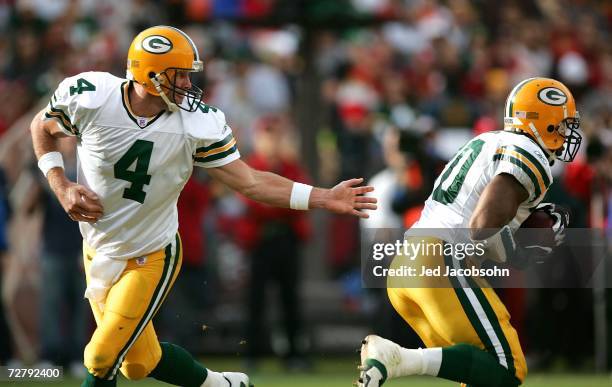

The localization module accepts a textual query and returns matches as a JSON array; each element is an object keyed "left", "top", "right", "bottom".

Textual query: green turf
[
  {"left": 12, "top": 373, "right": 612, "bottom": 387},
  {"left": 9, "top": 358, "right": 611, "bottom": 386}
]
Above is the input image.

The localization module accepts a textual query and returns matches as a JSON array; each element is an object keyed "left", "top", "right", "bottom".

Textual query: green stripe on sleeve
[
  {"left": 194, "top": 145, "right": 238, "bottom": 164},
  {"left": 49, "top": 100, "right": 72, "bottom": 122},
  {"left": 47, "top": 100, "right": 79, "bottom": 135},
  {"left": 503, "top": 145, "right": 550, "bottom": 188},
  {"left": 195, "top": 133, "right": 233, "bottom": 154},
  {"left": 44, "top": 112, "right": 73, "bottom": 134},
  {"left": 492, "top": 154, "right": 541, "bottom": 199}
]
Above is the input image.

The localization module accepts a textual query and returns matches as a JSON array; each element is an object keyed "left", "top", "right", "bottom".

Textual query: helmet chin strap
[
  {"left": 528, "top": 122, "right": 556, "bottom": 162},
  {"left": 151, "top": 75, "right": 178, "bottom": 112}
]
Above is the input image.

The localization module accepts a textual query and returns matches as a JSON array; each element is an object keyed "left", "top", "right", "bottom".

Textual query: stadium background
[{"left": 0, "top": 0, "right": 610, "bottom": 386}]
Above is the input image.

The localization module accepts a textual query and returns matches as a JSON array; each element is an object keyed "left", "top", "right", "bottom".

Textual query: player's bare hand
[
  {"left": 316, "top": 178, "right": 377, "bottom": 218},
  {"left": 59, "top": 183, "right": 104, "bottom": 223}
]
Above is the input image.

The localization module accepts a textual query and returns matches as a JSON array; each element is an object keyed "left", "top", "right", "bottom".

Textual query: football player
[
  {"left": 358, "top": 78, "right": 581, "bottom": 387},
  {"left": 30, "top": 26, "right": 377, "bottom": 387}
]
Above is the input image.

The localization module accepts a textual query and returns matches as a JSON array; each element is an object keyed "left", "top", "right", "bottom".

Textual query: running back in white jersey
[
  {"left": 44, "top": 71, "right": 240, "bottom": 260},
  {"left": 413, "top": 131, "right": 552, "bottom": 241}
]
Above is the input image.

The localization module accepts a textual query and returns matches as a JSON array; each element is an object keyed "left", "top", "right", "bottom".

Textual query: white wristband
[
  {"left": 38, "top": 151, "right": 64, "bottom": 177},
  {"left": 290, "top": 182, "right": 313, "bottom": 210}
]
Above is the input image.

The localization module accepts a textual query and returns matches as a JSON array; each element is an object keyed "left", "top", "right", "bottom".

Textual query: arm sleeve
[
  {"left": 491, "top": 144, "right": 552, "bottom": 202},
  {"left": 193, "top": 108, "right": 241, "bottom": 168},
  {"left": 43, "top": 76, "right": 84, "bottom": 136}
]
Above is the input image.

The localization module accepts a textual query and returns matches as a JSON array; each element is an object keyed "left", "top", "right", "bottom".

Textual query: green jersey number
[
  {"left": 432, "top": 139, "right": 484, "bottom": 205},
  {"left": 114, "top": 140, "right": 154, "bottom": 204},
  {"left": 198, "top": 103, "right": 217, "bottom": 114},
  {"left": 69, "top": 78, "right": 96, "bottom": 96}
]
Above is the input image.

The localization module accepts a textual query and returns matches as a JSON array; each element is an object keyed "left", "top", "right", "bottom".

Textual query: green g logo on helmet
[
  {"left": 537, "top": 87, "right": 568, "bottom": 106},
  {"left": 141, "top": 35, "right": 173, "bottom": 54}
]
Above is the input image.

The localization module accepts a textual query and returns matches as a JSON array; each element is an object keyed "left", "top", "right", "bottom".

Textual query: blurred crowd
[{"left": 0, "top": 0, "right": 610, "bottom": 375}]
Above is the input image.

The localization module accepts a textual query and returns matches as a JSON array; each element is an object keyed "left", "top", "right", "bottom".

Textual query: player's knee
[
  {"left": 120, "top": 362, "right": 149, "bottom": 380},
  {"left": 120, "top": 345, "right": 161, "bottom": 380},
  {"left": 84, "top": 341, "right": 116, "bottom": 378}
]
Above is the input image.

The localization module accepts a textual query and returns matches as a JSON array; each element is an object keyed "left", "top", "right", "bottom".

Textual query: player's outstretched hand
[
  {"left": 59, "top": 182, "right": 104, "bottom": 223},
  {"left": 319, "top": 178, "right": 377, "bottom": 218}
]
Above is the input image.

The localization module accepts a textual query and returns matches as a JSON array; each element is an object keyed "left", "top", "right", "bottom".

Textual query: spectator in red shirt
[
  {"left": 238, "top": 115, "right": 311, "bottom": 370},
  {"left": 159, "top": 171, "right": 211, "bottom": 353}
]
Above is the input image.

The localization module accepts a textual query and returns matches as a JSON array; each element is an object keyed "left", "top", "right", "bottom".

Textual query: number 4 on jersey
[
  {"left": 114, "top": 140, "right": 153, "bottom": 204},
  {"left": 69, "top": 78, "right": 96, "bottom": 96}
]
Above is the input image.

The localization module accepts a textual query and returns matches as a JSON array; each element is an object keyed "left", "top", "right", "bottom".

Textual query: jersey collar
[{"left": 121, "top": 81, "right": 165, "bottom": 129}]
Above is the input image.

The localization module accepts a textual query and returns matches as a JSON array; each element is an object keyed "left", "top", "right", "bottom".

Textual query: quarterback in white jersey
[
  {"left": 31, "top": 26, "right": 377, "bottom": 387},
  {"left": 47, "top": 71, "right": 240, "bottom": 260},
  {"left": 358, "top": 78, "right": 581, "bottom": 387}
]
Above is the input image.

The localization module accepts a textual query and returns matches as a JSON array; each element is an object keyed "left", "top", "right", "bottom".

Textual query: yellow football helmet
[
  {"left": 504, "top": 77, "right": 582, "bottom": 162},
  {"left": 127, "top": 25, "right": 203, "bottom": 112}
]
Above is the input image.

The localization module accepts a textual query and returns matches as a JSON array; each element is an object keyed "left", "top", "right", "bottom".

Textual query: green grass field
[
  {"left": 15, "top": 375, "right": 612, "bottom": 387},
  {"left": 13, "top": 358, "right": 612, "bottom": 387}
]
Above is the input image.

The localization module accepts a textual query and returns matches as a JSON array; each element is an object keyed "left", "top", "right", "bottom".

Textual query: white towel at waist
[{"left": 84, "top": 254, "right": 127, "bottom": 311}]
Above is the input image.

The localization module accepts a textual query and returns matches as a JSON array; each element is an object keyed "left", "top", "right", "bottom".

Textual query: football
[
  {"left": 521, "top": 209, "right": 556, "bottom": 229},
  {"left": 515, "top": 209, "right": 556, "bottom": 248}
]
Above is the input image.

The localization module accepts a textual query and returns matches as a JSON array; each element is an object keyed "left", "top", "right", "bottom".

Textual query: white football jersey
[
  {"left": 44, "top": 71, "right": 240, "bottom": 260},
  {"left": 412, "top": 131, "right": 552, "bottom": 242}
]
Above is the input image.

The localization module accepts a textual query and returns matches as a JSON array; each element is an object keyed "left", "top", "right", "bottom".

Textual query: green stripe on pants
[{"left": 104, "top": 238, "right": 178, "bottom": 379}]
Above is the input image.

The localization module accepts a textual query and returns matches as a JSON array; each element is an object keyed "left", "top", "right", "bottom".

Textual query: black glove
[
  {"left": 534, "top": 202, "right": 570, "bottom": 246},
  {"left": 509, "top": 203, "right": 570, "bottom": 269},
  {"left": 509, "top": 244, "right": 553, "bottom": 269}
]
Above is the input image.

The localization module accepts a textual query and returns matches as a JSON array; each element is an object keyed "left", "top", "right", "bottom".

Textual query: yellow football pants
[
  {"left": 387, "top": 237, "right": 527, "bottom": 383},
  {"left": 82, "top": 234, "right": 182, "bottom": 380}
]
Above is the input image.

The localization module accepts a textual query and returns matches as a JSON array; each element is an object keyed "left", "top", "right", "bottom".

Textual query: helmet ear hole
[
  {"left": 148, "top": 71, "right": 156, "bottom": 79},
  {"left": 547, "top": 125, "right": 555, "bottom": 132}
]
